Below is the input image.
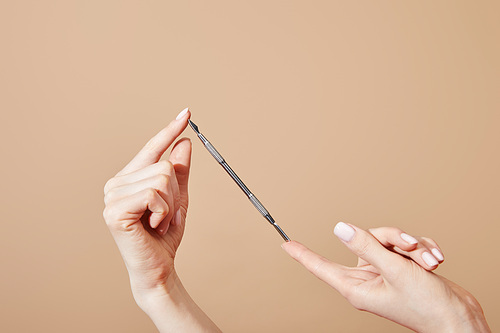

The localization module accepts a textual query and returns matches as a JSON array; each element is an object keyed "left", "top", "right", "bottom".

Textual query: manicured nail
[
  {"left": 176, "top": 107, "right": 189, "bottom": 120},
  {"left": 157, "top": 225, "right": 168, "bottom": 236},
  {"left": 156, "top": 218, "right": 169, "bottom": 235},
  {"left": 401, "top": 233, "right": 418, "bottom": 245},
  {"left": 431, "top": 248, "right": 444, "bottom": 261},
  {"left": 334, "top": 222, "right": 355, "bottom": 242},
  {"left": 173, "top": 209, "right": 182, "bottom": 226},
  {"left": 422, "top": 251, "right": 439, "bottom": 266}
]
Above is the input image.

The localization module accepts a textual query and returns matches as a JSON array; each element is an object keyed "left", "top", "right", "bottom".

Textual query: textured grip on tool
[
  {"left": 205, "top": 142, "right": 224, "bottom": 164},
  {"left": 249, "top": 194, "right": 269, "bottom": 216}
]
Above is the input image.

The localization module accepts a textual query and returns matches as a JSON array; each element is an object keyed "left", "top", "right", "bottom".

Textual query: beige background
[{"left": 1, "top": 1, "right": 499, "bottom": 332}]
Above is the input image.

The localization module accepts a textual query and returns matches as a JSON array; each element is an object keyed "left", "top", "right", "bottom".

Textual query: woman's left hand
[{"left": 282, "top": 223, "right": 490, "bottom": 332}]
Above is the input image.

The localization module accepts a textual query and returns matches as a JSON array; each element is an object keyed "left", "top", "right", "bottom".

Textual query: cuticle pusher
[{"left": 188, "top": 119, "right": 290, "bottom": 242}]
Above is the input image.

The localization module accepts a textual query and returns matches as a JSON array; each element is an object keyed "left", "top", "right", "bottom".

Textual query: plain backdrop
[{"left": 1, "top": 1, "right": 499, "bottom": 332}]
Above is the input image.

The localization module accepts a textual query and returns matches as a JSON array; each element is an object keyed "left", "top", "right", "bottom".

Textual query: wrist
[
  {"left": 446, "top": 303, "right": 490, "bottom": 333},
  {"left": 130, "top": 269, "right": 180, "bottom": 313},
  {"left": 130, "top": 269, "right": 222, "bottom": 332},
  {"left": 430, "top": 298, "right": 490, "bottom": 333}
]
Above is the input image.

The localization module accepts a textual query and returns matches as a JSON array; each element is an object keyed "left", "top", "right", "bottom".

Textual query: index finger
[
  {"left": 282, "top": 241, "right": 348, "bottom": 294},
  {"left": 117, "top": 108, "right": 191, "bottom": 176}
]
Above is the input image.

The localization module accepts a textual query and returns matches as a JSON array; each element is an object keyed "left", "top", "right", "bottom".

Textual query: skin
[
  {"left": 282, "top": 224, "right": 491, "bottom": 332},
  {"left": 103, "top": 109, "right": 490, "bottom": 332},
  {"left": 103, "top": 110, "right": 221, "bottom": 332}
]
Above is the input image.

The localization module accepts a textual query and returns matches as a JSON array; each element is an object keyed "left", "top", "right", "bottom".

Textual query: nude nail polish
[
  {"left": 422, "top": 251, "right": 438, "bottom": 266},
  {"left": 334, "top": 222, "right": 355, "bottom": 242},
  {"left": 176, "top": 107, "right": 189, "bottom": 120},
  {"left": 401, "top": 233, "right": 418, "bottom": 245},
  {"left": 156, "top": 220, "right": 169, "bottom": 235},
  {"left": 431, "top": 248, "right": 444, "bottom": 261},
  {"left": 157, "top": 225, "right": 168, "bottom": 236}
]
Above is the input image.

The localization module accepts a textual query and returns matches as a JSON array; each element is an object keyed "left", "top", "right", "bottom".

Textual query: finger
[
  {"left": 419, "top": 236, "right": 445, "bottom": 262},
  {"left": 168, "top": 138, "right": 192, "bottom": 204},
  {"left": 105, "top": 160, "right": 175, "bottom": 194},
  {"left": 334, "top": 222, "right": 406, "bottom": 279},
  {"left": 169, "top": 170, "right": 182, "bottom": 227},
  {"left": 117, "top": 108, "right": 191, "bottom": 176},
  {"left": 156, "top": 176, "right": 177, "bottom": 236},
  {"left": 167, "top": 138, "right": 191, "bottom": 230},
  {"left": 359, "top": 226, "right": 417, "bottom": 268},
  {"left": 368, "top": 227, "right": 419, "bottom": 251},
  {"left": 367, "top": 227, "right": 441, "bottom": 271},
  {"left": 403, "top": 236, "right": 444, "bottom": 270},
  {"left": 281, "top": 241, "right": 349, "bottom": 295},
  {"left": 156, "top": 169, "right": 181, "bottom": 233},
  {"left": 103, "top": 188, "right": 169, "bottom": 232},
  {"left": 104, "top": 173, "right": 174, "bottom": 206}
]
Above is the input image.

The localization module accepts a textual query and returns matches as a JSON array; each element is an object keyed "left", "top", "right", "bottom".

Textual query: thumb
[
  {"left": 334, "top": 222, "right": 406, "bottom": 279},
  {"left": 168, "top": 138, "right": 192, "bottom": 203}
]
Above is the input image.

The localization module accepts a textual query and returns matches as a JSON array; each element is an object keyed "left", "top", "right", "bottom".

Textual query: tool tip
[{"left": 187, "top": 119, "right": 199, "bottom": 133}]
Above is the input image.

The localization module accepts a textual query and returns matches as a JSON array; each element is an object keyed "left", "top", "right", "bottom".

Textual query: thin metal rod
[{"left": 188, "top": 119, "right": 290, "bottom": 242}]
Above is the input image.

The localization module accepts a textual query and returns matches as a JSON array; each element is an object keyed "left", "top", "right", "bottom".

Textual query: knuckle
[
  {"left": 158, "top": 160, "right": 174, "bottom": 174},
  {"left": 155, "top": 174, "right": 170, "bottom": 187},
  {"left": 102, "top": 206, "right": 116, "bottom": 223},
  {"left": 312, "top": 257, "right": 327, "bottom": 275},
  {"left": 154, "top": 175, "right": 170, "bottom": 195},
  {"left": 104, "top": 189, "right": 117, "bottom": 205},
  {"left": 104, "top": 178, "right": 115, "bottom": 194},
  {"left": 102, "top": 205, "right": 135, "bottom": 232},
  {"left": 352, "top": 238, "right": 371, "bottom": 258},
  {"left": 145, "top": 188, "right": 157, "bottom": 201}
]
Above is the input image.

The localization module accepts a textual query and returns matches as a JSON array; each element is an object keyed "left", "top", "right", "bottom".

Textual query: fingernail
[
  {"left": 173, "top": 209, "right": 182, "bottom": 226},
  {"left": 334, "top": 222, "right": 355, "bottom": 242},
  {"left": 176, "top": 107, "right": 189, "bottom": 120},
  {"left": 157, "top": 225, "right": 168, "bottom": 236},
  {"left": 422, "top": 251, "right": 439, "bottom": 266},
  {"left": 431, "top": 248, "right": 444, "bottom": 261},
  {"left": 401, "top": 233, "right": 418, "bottom": 245}
]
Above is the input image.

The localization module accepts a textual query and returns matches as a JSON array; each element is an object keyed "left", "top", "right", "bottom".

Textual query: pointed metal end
[
  {"left": 273, "top": 223, "right": 290, "bottom": 242},
  {"left": 187, "top": 119, "right": 199, "bottom": 134},
  {"left": 266, "top": 215, "right": 290, "bottom": 241}
]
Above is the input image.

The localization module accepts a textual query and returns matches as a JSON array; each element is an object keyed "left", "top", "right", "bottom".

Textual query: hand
[
  {"left": 282, "top": 222, "right": 490, "bottom": 332},
  {"left": 103, "top": 108, "right": 192, "bottom": 304},
  {"left": 103, "top": 109, "right": 221, "bottom": 332}
]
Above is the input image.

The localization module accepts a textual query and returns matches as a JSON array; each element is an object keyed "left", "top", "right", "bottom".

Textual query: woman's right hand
[
  {"left": 103, "top": 108, "right": 192, "bottom": 307},
  {"left": 103, "top": 109, "right": 221, "bottom": 332},
  {"left": 282, "top": 223, "right": 491, "bottom": 332}
]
